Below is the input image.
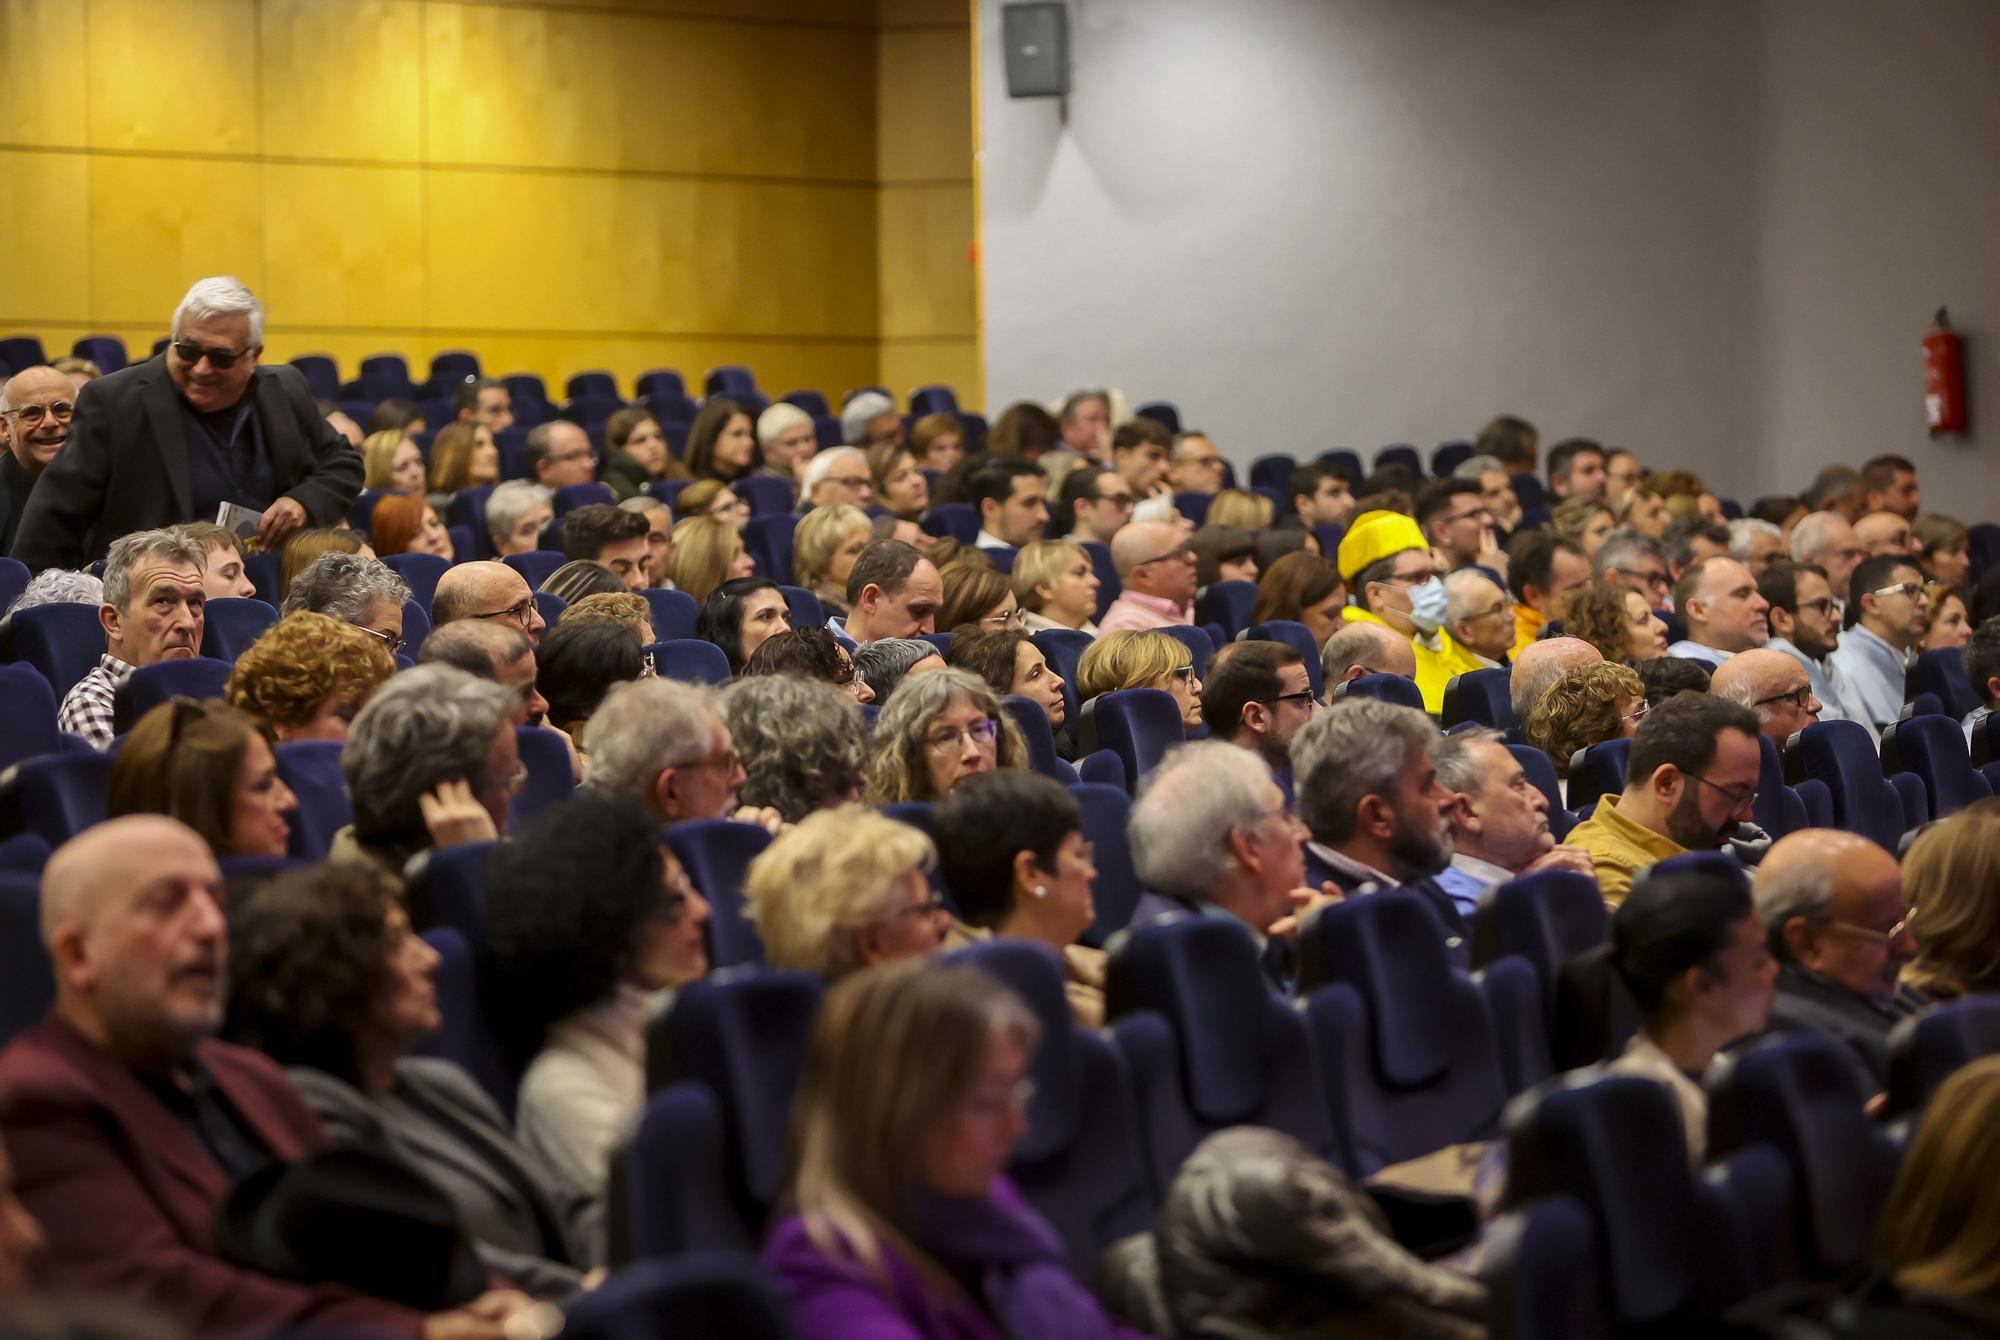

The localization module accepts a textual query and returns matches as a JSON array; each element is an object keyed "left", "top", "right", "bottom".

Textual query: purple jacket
[{"left": 762, "top": 1176, "right": 1149, "bottom": 1340}]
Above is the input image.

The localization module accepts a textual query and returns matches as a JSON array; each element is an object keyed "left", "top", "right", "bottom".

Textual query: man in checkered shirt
[{"left": 57, "top": 529, "right": 208, "bottom": 749}]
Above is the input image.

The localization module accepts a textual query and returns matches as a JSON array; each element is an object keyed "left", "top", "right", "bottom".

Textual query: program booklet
[{"left": 216, "top": 501, "right": 263, "bottom": 543}]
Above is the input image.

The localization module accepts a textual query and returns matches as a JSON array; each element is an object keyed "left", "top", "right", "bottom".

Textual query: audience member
[
  {"left": 967, "top": 455, "right": 1048, "bottom": 551},
  {"left": 1012, "top": 538, "right": 1102, "bottom": 635},
  {"left": 1417, "top": 478, "right": 1501, "bottom": 573},
  {"left": 1615, "top": 482, "right": 1673, "bottom": 540},
  {"left": 582, "top": 678, "right": 773, "bottom": 828},
  {"left": 1432, "top": 726, "right": 1591, "bottom": 914},
  {"left": 1508, "top": 635, "right": 1603, "bottom": 723},
  {"left": 524, "top": 421, "right": 597, "bottom": 492},
  {"left": 1206, "top": 489, "right": 1272, "bottom": 532},
  {"left": 454, "top": 376, "right": 514, "bottom": 435},
  {"left": 841, "top": 391, "right": 902, "bottom": 449},
  {"left": 1249, "top": 551, "right": 1347, "bottom": 648},
  {"left": 365, "top": 398, "right": 424, "bottom": 436},
  {"left": 169, "top": 520, "right": 257, "bottom": 601},
  {"left": 1189, "top": 524, "right": 1258, "bottom": 591},
  {"left": 416, "top": 620, "right": 550, "bottom": 728},
  {"left": 1291, "top": 698, "right": 1466, "bottom": 960},
  {"left": 1728, "top": 517, "right": 1787, "bottom": 578},
  {"left": 362, "top": 430, "right": 425, "bottom": 497},
  {"left": 756, "top": 403, "right": 818, "bottom": 495},
  {"left": 16, "top": 278, "right": 362, "bottom": 568},
  {"left": 1284, "top": 462, "right": 1358, "bottom": 531},
  {"left": 1321, "top": 619, "right": 1418, "bottom": 688},
  {"left": 742, "top": 626, "right": 873, "bottom": 704},
  {"left": 1524, "top": 661, "right": 1647, "bottom": 779},
  {"left": 224, "top": 613, "right": 393, "bottom": 744},
  {"left": 1454, "top": 453, "right": 1523, "bottom": 533},
  {"left": 483, "top": 480, "right": 554, "bottom": 558},
  {"left": 1603, "top": 447, "right": 1644, "bottom": 507},
  {"left": 1855, "top": 509, "right": 1917, "bottom": 559},
  {"left": 1634, "top": 654, "right": 1712, "bottom": 707},
  {"left": 427, "top": 422, "right": 500, "bottom": 498},
  {"left": 619, "top": 495, "right": 675, "bottom": 587},
  {"left": 945, "top": 628, "right": 1068, "bottom": 731},
  {"left": 1442, "top": 568, "right": 1515, "bottom": 667},
  {"left": 225, "top": 863, "right": 597, "bottom": 1297},
  {"left": 1607, "top": 864, "right": 1775, "bottom": 1161},
  {"left": 1922, "top": 581, "right": 1972, "bottom": 653},
  {"left": 866, "top": 442, "right": 930, "bottom": 522},
  {"left": 1475, "top": 414, "right": 1538, "bottom": 474},
  {"left": 484, "top": 794, "right": 710, "bottom": 1195},
  {"left": 1962, "top": 616, "right": 2000, "bottom": 745},
  {"left": 1054, "top": 387, "right": 1113, "bottom": 462},
  {"left": 853, "top": 637, "right": 946, "bottom": 704},
  {"left": 746, "top": 807, "right": 943, "bottom": 978},
  {"left": 4, "top": 565, "right": 101, "bottom": 615},
  {"left": 1555, "top": 580, "right": 1669, "bottom": 665},
  {"left": 1166, "top": 431, "right": 1227, "bottom": 495},
  {"left": 1111, "top": 416, "right": 1174, "bottom": 499},
  {"left": 0, "top": 365, "right": 74, "bottom": 553},
  {"left": 280, "top": 551, "right": 411, "bottom": 657},
  {"left": 1913, "top": 513, "right": 1971, "bottom": 591},
  {"left": 938, "top": 563, "right": 1020, "bottom": 633},
  {"left": 1753, "top": 829, "right": 1921, "bottom": 1086},
  {"left": 559, "top": 504, "right": 650, "bottom": 594},
  {"left": 721, "top": 676, "right": 867, "bottom": 821},
  {"left": 558, "top": 591, "right": 653, "bottom": 647},
  {"left": 694, "top": 575, "right": 791, "bottom": 672},
  {"left": 1593, "top": 528, "right": 1673, "bottom": 611},
  {"left": 107, "top": 699, "right": 296, "bottom": 859},
  {"left": 599, "top": 407, "right": 682, "bottom": 500},
  {"left": 59, "top": 529, "right": 208, "bottom": 749},
  {"left": 910, "top": 412, "right": 966, "bottom": 473},
  {"left": 277, "top": 526, "right": 367, "bottom": 602},
  {"left": 1662, "top": 516, "right": 1732, "bottom": 582},
  {"left": 535, "top": 619, "right": 645, "bottom": 745},
  {"left": 1078, "top": 629, "right": 1204, "bottom": 731},
  {"left": 666, "top": 514, "right": 752, "bottom": 604},
  {"left": 1667, "top": 556, "right": 1770, "bottom": 668},
  {"left": 1900, "top": 799, "right": 2000, "bottom": 1000},
  {"left": 1333, "top": 510, "right": 1480, "bottom": 712},
  {"left": 1551, "top": 495, "right": 1616, "bottom": 560},
  {"left": 837, "top": 540, "right": 943, "bottom": 646},
  {"left": 1565, "top": 691, "right": 1762, "bottom": 902},
  {"left": 800, "top": 445, "right": 875, "bottom": 510},
  {"left": 1506, "top": 529, "right": 1593, "bottom": 660},
  {"left": 1789, "top": 510, "right": 1868, "bottom": 612},
  {"left": 1058, "top": 465, "right": 1134, "bottom": 545},
  {"left": 1750, "top": 494, "right": 1809, "bottom": 540},
  {"left": 338, "top": 664, "right": 518, "bottom": 879},
  {"left": 1861, "top": 453, "right": 1920, "bottom": 520},
  {"left": 684, "top": 398, "right": 757, "bottom": 483},
  {"left": 1804, "top": 464, "right": 1870, "bottom": 522},
  {"left": 864, "top": 668, "right": 1024, "bottom": 803},
  {"left": 1828, "top": 551, "right": 1928, "bottom": 741},
  {"left": 792, "top": 503, "right": 872, "bottom": 620},
  {"left": 369, "top": 495, "right": 453, "bottom": 561},
  {"left": 1199, "top": 640, "right": 1315, "bottom": 770},
  {"left": 1099, "top": 521, "right": 1196, "bottom": 632},
  {"left": 432, "top": 559, "right": 546, "bottom": 645},
  {"left": 1757, "top": 559, "right": 1856, "bottom": 725},
  {"left": 1711, "top": 647, "right": 1822, "bottom": 747},
  {"left": 1546, "top": 438, "right": 1607, "bottom": 500}
]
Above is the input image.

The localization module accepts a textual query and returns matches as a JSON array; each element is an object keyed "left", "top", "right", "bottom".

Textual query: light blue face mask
[{"left": 1406, "top": 576, "right": 1449, "bottom": 634}]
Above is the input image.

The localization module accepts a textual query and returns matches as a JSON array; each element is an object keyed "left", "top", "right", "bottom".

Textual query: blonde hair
[
  {"left": 793, "top": 505, "right": 872, "bottom": 590},
  {"left": 1010, "top": 539, "right": 1090, "bottom": 614},
  {"left": 863, "top": 669, "right": 1026, "bottom": 804},
  {"left": 1875, "top": 1054, "right": 2000, "bottom": 1299},
  {"left": 668, "top": 514, "right": 746, "bottom": 605},
  {"left": 787, "top": 959, "right": 1040, "bottom": 1280},
  {"left": 1524, "top": 661, "right": 1644, "bottom": 778},
  {"left": 559, "top": 591, "right": 652, "bottom": 640},
  {"left": 1206, "top": 488, "right": 1273, "bottom": 531},
  {"left": 361, "top": 430, "right": 411, "bottom": 491},
  {"left": 1077, "top": 629, "right": 1189, "bottom": 700},
  {"left": 936, "top": 564, "right": 1011, "bottom": 632},
  {"left": 743, "top": 807, "right": 936, "bottom": 979},
  {"left": 673, "top": 478, "right": 730, "bottom": 520},
  {"left": 1902, "top": 798, "right": 2000, "bottom": 999}
]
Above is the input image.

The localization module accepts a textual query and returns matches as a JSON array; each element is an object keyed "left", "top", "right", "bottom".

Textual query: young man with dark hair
[
  {"left": 1860, "top": 453, "right": 1919, "bottom": 521},
  {"left": 1505, "top": 529, "right": 1590, "bottom": 658},
  {"left": 837, "top": 540, "right": 943, "bottom": 647},
  {"left": 1546, "top": 438, "right": 1607, "bottom": 500},
  {"left": 560, "top": 502, "right": 652, "bottom": 593},
  {"left": 969, "top": 454, "right": 1049, "bottom": 550},
  {"left": 1475, "top": 414, "right": 1538, "bottom": 473},
  {"left": 1057, "top": 464, "right": 1133, "bottom": 545},
  {"left": 1827, "top": 552, "right": 1928, "bottom": 743},
  {"left": 1564, "top": 691, "right": 1763, "bottom": 902},
  {"left": 1415, "top": 478, "right": 1499, "bottom": 574},
  {"left": 1202, "top": 640, "right": 1316, "bottom": 770},
  {"left": 454, "top": 375, "right": 514, "bottom": 434},
  {"left": 1961, "top": 615, "right": 2000, "bottom": 747},
  {"left": 1662, "top": 516, "right": 1732, "bottom": 584},
  {"left": 1759, "top": 560, "right": 1858, "bottom": 726},
  {"left": 1282, "top": 462, "right": 1356, "bottom": 531},
  {"left": 1111, "top": 416, "right": 1173, "bottom": 500}
]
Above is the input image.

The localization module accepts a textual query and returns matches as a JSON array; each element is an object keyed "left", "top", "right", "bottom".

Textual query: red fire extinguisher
[{"left": 1924, "top": 307, "right": 1967, "bottom": 434}]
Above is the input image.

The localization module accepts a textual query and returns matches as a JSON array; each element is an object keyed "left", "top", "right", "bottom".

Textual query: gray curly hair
[
  {"left": 721, "top": 676, "right": 867, "bottom": 822},
  {"left": 863, "top": 667, "right": 1024, "bottom": 804},
  {"left": 342, "top": 664, "right": 516, "bottom": 852},
  {"left": 280, "top": 551, "right": 410, "bottom": 627}
]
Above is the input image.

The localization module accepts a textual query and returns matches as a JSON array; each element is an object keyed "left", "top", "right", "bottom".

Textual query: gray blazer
[{"left": 289, "top": 1057, "right": 601, "bottom": 1300}]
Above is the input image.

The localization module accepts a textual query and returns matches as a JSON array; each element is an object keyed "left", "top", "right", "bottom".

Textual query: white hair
[
  {"left": 172, "top": 276, "right": 264, "bottom": 345},
  {"left": 1789, "top": 511, "right": 1846, "bottom": 564},
  {"left": 758, "top": 401, "right": 813, "bottom": 446},
  {"left": 1444, "top": 567, "right": 1503, "bottom": 625},
  {"left": 484, "top": 480, "right": 553, "bottom": 544},
  {"left": 7, "top": 568, "right": 103, "bottom": 616},
  {"left": 1129, "top": 741, "right": 1279, "bottom": 901},
  {"left": 840, "top": 392, "right": 895, "bottom": 445},
  {"left": 1454, "top": 454, "right": 1507, "bottom": 482},
  {"left": 1728, "top": 517, "right": 1782, "bottom": 563},
  {"left": 800, "top": 446, "right": 866, "bottom": 495}
]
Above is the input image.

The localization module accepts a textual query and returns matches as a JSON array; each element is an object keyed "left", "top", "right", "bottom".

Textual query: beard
[
  {"left": 1664, "top": 787, "right": 1736, "bottom": 851},
  {"left": 1388, "top": 802, "right": 1455, "bottom": 881}
]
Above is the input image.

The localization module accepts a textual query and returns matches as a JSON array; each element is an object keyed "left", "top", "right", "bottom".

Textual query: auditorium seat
[
  {"left": 909, "top": 384, "right": 959, "bottom": 417},
  {"left": 1374, "top": 444, "right": 1422, "bottom": 477},
  {"left": 1171, "top": 491, "right": 1210, "bottom": 527},
  {"left": 532, "top": 591, "right": 567, "bottom": 630},
  {"left": 199, "top": 597, "right": 278, "bottom": 664},
  {"left": 446, "top": 486, "right": 495, "bottom": 562},
  {"left": 404, "top": 839, "right": 495, "bottom": 948},
  {"left": 776, "top": 585, "right": 822, "bottom": 632},
  {"left": 1478, "top": 1193, "right": 1606, "bottom": 1340},
  {"left": 1133, "top": 401, "right": 1179, "bottom": 433},
  {"left": 509, "top": 725, "right": 574, "bottom": 827},
  {"left": 1565, "top": 737, "right": 1631, "bottom": 816},
  {"left": 1315, "top": 449, "right": 1363, "bottom": 483},
  {"left": 412, "top": 927, "right": 518, "bottom": 1117},
  {"left": 1296, "top": 891, "right": 1511, "bottom": 1173},
  {"left": 563, "top": 394, "right": 625, "bottom": 428},
  {"left": 287, "top": 355, "right": 341, "bottom": 402},
  {"left": 565, "top": 371, "right": 619, "bottom": 401},
  {"left": 1156, "top": 624, "right": 1215, "bottom": 680},
  {"left": 1193, "top": 579, "right": 1257, "bottom": 642},
  {"left": 665, "top": 818, "right": 775, "bottom": 969},
  {"left": 921, "top": 502, "right": 979, "bottom": 545},
  {"left": 3, "top": 750, "right": 111, "bottom": 847},
  {"left": 650, "top": 639, "right": 731, "bottom": 686},
  {"left": 273, "top": 740, "right": 349, "bottom": 862},
  {"left": 741, "top": 515, "right": 796, "bottom": 585},
  {"left": 1247, "top": 453, "right": 1295, "bottom": 492},
  {"left": 493, "top": 424, "right": 531, "bottom": 478},
  {"left": 1030, "top": 629, "right": 1091, "bottom": 731},
  {"left": 118, "top": 657, "right": 233, "bottom": 731},
  {"left": 1076, "top": 750, "right": 1125, "bottom": 790},
  {"left": 6, "top": 602, "right": 108, "bottom": 697},
  {"left": 1707, "top": 1032, "right": 1902, "bottom": 1279},
  {"left": 1880, "top": 713, "right": 1992, "bottom": 819},
  {"left": 1067, "top": 782, "right": 1142, "bottom": 946},
  {"left": 636, "top": 369, "right": 688, "bottom": 402},
  {"left": 502, "top": 550, "right": 566, "bottom": 590},
  {"left": 1785, "top": 719, "right": 1912, "bottom": 850},
  {"left": 0, "top": 871, "right": 52, "bottom": 1048},
  {"left": 1106, "top": 916, "right": 1337, "bottom": 1191},
  {"left": 1750, "top": 733, "right": 1810, "bottom": 839},
  {"left": 778, "top": 388, "right": 828, "bottom": 418},
  {"left": 354, "top": 353, "right": 416, "bottom": 402},
  {"left": 1077, "top": 541, "right": 1119, "bottom": 619},
  {"left": 561, "top": 1253, "right": 793, "bottom": 1339},
  {"left": 423, "top": 350, "right": 480, "bottom": 396},
  {"left": 918, "top": 632, "right": 952, "bottom": 657},
  {"left": 735, "top": 474, "right": 794, "bottom": 518},
  {"left": 1076, "top": 687, "right": 1184, "bottom": 791},
  {"left": 1432, "top": 441, "right": 1475, "bottom": 477},
  {"left": 628, "top": 588, "right": 693, "bottom": 643},
  {"left": 947, "top": 940, "right": 1154, "bottom": 1273},
  {"left": 811, "top": 414, "right": 841, "bottom": 452},
  {"left": 0, "top": 336, "right": 47, "bottom": 372},
  {"left": 0, "top": 556, "right": 29, "bottom": 614},
  {"left": 1884, "top": 996, "right": 2000, "bottom": 1120},
  {"left": 1968, "top": 522, "right": 2000, "bottom": 581},
  {"left": 552, "top": 482, "right": 617, "bottom": 515},
  {"left": 1242, "top": 620, "right": 1325, "bottom": 697},
  {"left": 1908, "top": 647, "right": 1980, "bottom": 719},
  {"left": 383, "top": 552, "right": 450, "bottom": 612},
  {"left": 0, "top": 663, "right": 63, "bottom": 772},
  {"left": 999, "top": 695, "right": 1074, "bottom": 783},
  {"left": 1469, "top": 869, "right": 1609, "bottom": 1016},
  {"left": 0, "top": 833, "right": 49, "bottom": 877},
  {"left": 1506, "top": 744, "right": 1575, "bottom": 841},
  {"left": 705, "top": 366, "right": 758, "bottom": 398},
  {"left": 1443, "top": 668, "right": 1516, "bottom": 733},
  {"left": 503, "top": 373, "right": 550, "bottom": 410},
  {"left": 1333, "top": 671, "right": 1424, "bottom": 712}
]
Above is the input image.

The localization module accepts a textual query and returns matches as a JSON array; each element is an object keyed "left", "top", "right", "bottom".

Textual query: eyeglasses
[
  {"left": 963, "top": 1077, "right": 1037, "bottom": 1120},
  {"left": 1826, "top": 911, "right": 1915, "bottom": 944},
  {"left": 1134, "top": 545, "right": 1196, "bottom": 567},
  {"left": 170, "top": 339, "right": 258, "bottom": 369},
  {"left": 681, "top": 745, "right": 741, "bottom": 773},
  {"left": 925, "top": 718, "right": 998, "bottom": 753},
  {"left": 893, "top": 890, "right": 950, "bottom": 920},
  {"left": 1380, "top": 569, "right": 1435, "bottom": 589},
  {"left": 979, "top": 607, "right": 1025, "bottom": 630},
  {"left": 550, "top": 447, "right": 598, "bottom": 465},
  {"left": 1441, "top": 507, "right": 1493, "bottom": 527},
  {"left": 1794, "top": 597, "right": 1835, "bottom": 617},
  {"left": 1683, "top": 770, "right": 1756, "bottom": 812},
  {"left": 470, "top": 596, "right": 538, "bottom": 628},
  {"left": 824, "top": 474, "right": 873, "bottom": 490},
  {"left": 1467, "top": 600, "right": 1513, "bottom": 622},
  {"left": 1621, "top": 701, "right": 1651, "bottom": 723},
  {"left": 1264, "top": 689, "right": 1323, "bottom": 710},
  {"left": 1870, "top": 582, "right": 1927, "bottom": 602},
  {"left": 1, "top": 401, "right": 74, "bottom": 426},
  {"left": 1170, "top": 664, "right": 1197, "bottom": 684},
  {"left": 1611, "top": 566, "right": 1672, "bottom": 592},
  {"left": 357, "top": 626, "right": 407, "bottom": 656},
  {"left": 1754, "top": 685, "right": 1815, "bottom": 710}
]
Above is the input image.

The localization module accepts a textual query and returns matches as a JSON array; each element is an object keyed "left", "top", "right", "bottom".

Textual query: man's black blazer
[{"left": 11, "top": 354, "right": 363, "bottom": 571}]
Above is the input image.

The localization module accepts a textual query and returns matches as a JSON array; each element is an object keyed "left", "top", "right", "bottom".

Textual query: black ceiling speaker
[{"left": 1002, "top": 3, "right": 1070, "bottom": 99}]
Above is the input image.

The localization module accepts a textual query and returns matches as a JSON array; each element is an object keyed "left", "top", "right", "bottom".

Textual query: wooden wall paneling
[
  {"left": 84, "top": 0, "right": 260, "bottom": 156},
  {"left": 0, "top": 0, "right": 88, "bottom": 149},
  {"left": 263, "top": 164, "right": 428, "bottom": 331},
  {"left": 0, "top": 152, "right": 92, "bottom": 323},
  {"left": 259, "top": 0, "right": 427, "bottom": 163},
  {"left": 87, "top": 156, "right": 264, "bottom": 330}
]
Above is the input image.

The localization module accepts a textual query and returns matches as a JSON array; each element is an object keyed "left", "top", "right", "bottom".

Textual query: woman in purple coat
[{"left": 762, "top": 959, "right": 1150, "bottom": 1340}]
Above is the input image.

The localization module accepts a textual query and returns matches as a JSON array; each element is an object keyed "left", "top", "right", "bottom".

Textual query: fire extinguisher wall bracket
[{"left": 1924, "top": 307, "right": 1968, "bottom": 435}]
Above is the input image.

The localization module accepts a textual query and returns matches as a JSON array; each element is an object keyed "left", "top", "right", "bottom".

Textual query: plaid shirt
[{"left": 56, "top": 654, "right": 131, "bottom": 750}]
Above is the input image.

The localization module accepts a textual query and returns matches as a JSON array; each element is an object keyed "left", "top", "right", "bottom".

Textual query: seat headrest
[
  {"left": 1301, "top": 892, "right": 1454, "bottom": 1087},
  {"left": 1106, "top": 917, "right": 1276, "bottom": 1124},
  {"left": 945, "top": 939, "right": 1078, "bottom": 1162}
]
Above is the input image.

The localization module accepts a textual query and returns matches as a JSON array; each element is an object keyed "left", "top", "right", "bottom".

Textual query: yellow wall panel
[
  {"left": 876, "top": 0, "right": 968, "bottom": 29},
  {"left": 259, "top": 0, "right": 427, "bottom": 162},
  {"left": 85, "top": 0, "right": 259, "bottom": 155},
  {"left": 876, "top": 25, "right": 974, "bottom": 182},
  {"left": 483, "top": 0, "right": 873, "bottom": 21},
  {"left": 880, "top": 339, "right": 978, "bottom": 406},
  {"left": 0, "top": 153, "right": 91, "bottom": 322},
  {"left": 0, "top": 1, "right": 89, "bottom": 148},
  {"left": 877, "top": 186, "right": 974, "bottom": 338},
  {"left": 87, "top": 157, "right": 264, "bottom": 329},
  {"left": 262, "top": 165, "right": 428, "bottom": 330}
]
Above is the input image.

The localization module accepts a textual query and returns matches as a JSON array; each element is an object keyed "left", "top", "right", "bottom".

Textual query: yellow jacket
[
  {"left": 1512, "top": 604, "right": 1547, "bottom": 661},
  {"left": 1340, "top": 607, "right": 1486, "bottom": 714},
  {"left": 1563, "top": 794, "right": 1687, "bottom": 905}
]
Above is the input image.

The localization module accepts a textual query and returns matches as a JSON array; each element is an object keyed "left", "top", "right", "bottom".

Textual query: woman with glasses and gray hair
[
  {"left": 280, "top": 550, "right": 413, "bottom": 659},
  {"left": 863, "top": 668, "right": 1026, "bottom": 804}
]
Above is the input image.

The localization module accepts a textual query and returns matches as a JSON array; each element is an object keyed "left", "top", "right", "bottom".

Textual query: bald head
[
  {"left": 1755, "top": 828, "right": 1910, "bottom": 1005},
  {"left": 1713, "top": 648, "right": 1820, "bottom": 744},
  {"left": 1110, "top": 520, "right": 1180, "bottom": 577},
  {"left": 1321, "top": 618, "right": 1418, "bottom": 684},
  {"left": 0, "top": 365, "right": 76, "bottom": 475},
  {"left": 432, "top": 560, "right": 542, "bottom": 644},
  {"left": 1854, "top": 510, "right": 1915, "bottom": 558},
  {"left": 1509, "top": 636, "right": 1602, "bottom": 721}
]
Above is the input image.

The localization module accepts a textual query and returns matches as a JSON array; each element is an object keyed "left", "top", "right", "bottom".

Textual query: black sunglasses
[{"left": 170, "top": 339, "right": 258, "bottom": 369}]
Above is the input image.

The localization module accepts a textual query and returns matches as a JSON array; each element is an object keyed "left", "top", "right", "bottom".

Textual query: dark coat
[
  {"left": 0, "top": 1013, "right": 422, "bottom": 1340},
  {"left": 11, "top": 354, "right": 362, "bottom": 570},
  {"left": 1766, "top": 962, "right": 1927, "bottom": 1087}
]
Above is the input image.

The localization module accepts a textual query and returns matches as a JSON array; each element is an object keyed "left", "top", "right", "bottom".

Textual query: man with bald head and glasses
[
  {"left": 0, "top": 365, "right": 76, "bottom": 554},
  {"left": 1711, "top": 647, "right": 1822, "bottom": 748},
  {"left": 432, "top": 560, "right": 548, "bottom": 646},
  {"left": 13, "top": 277, "right": 362, "bottom": 572}
]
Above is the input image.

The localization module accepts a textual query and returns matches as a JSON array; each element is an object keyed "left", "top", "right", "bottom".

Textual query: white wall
[{"left": 977, "top": 0, "right": 2000, "bottom": 508}]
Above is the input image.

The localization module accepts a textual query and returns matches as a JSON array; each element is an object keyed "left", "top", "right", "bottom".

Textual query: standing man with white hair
[{"left": 14, "top": 276, "right": 363, "bottom": 571}]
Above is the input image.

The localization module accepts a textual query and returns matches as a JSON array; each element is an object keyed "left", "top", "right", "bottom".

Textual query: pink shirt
[{"left": 1098, "top": 589, "right": 1193, "bottom": 632}]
